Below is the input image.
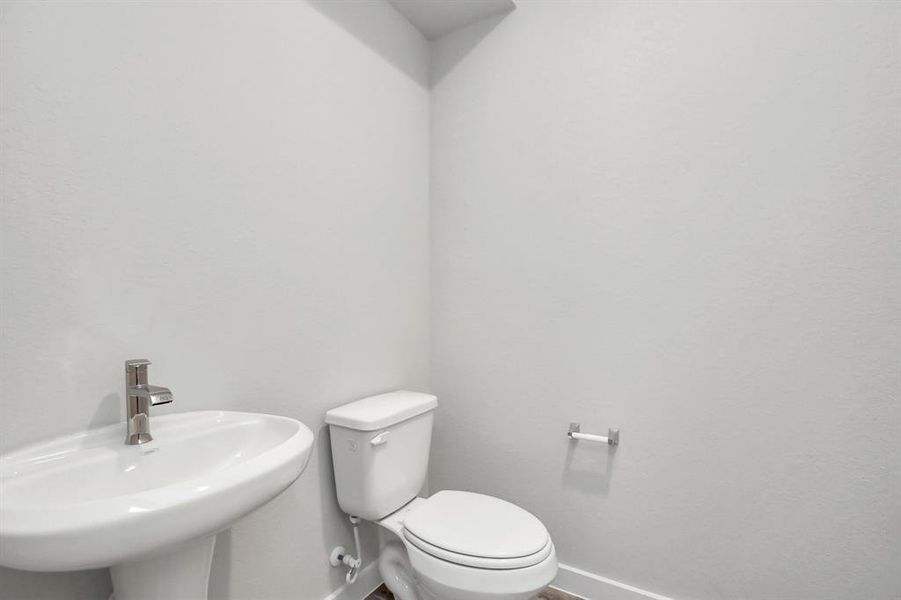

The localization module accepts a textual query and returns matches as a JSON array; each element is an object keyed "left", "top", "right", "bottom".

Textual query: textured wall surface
[
  {"left": 0, "top": 1, "right": 429, "bottom": 598},
  {"left": 3, "top": 2, "right": 900, "bottom": 600},
  {"left": 430, "top": 2, "right": 901, "bottom": 599}
]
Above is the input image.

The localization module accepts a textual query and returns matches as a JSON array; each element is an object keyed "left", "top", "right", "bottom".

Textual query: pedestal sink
[{"left": 0, "top": 411, "right": 314, "bottom": 600}]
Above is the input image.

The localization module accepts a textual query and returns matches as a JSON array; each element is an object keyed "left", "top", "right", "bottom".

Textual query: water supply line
[{"left": 329, "top": 515, "right": 363, "bottom": 584}]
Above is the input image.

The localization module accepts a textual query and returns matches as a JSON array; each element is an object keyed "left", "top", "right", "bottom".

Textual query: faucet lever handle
[{"left": 125, "top": 359, "right": 152, "bottom": 370}]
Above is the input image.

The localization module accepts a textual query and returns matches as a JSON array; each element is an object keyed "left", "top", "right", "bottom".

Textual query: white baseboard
[
  {"left": 321, "top": 562, "right": 382, "bottom": 600},
  {"left": 552, "top": 563, "right": 675, "bottom": 600}
]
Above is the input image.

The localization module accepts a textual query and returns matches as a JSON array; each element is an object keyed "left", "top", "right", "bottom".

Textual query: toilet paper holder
[{"left": 567, "top": 422, "right": 620, "bottom": 446}]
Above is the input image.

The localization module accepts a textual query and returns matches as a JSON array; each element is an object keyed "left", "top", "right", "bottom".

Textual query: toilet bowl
[
  {"left": 325, "top": 391, "right": 558, "bottom": 600},
  {"left": 376, "top": 493, "right": 557, "bottom": 600}
]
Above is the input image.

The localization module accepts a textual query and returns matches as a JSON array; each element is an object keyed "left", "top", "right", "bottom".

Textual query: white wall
[
  {"left": 0, "top": 1, "right": 429, "bottom": 599},
  {"left": 430, "top": 2, "right": 901, "bottom": 600},
  {"left": 3, "top": 2, "right": 900, "bottom": 599}
]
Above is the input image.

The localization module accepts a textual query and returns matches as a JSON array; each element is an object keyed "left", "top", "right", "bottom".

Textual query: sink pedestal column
[{"left": 110, "top": 535, "right": 216, "bottom": 600}]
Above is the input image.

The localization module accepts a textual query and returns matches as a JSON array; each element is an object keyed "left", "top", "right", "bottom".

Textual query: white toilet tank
[{"left": 325, "top": 391, "right": 438, "bottom": 520}]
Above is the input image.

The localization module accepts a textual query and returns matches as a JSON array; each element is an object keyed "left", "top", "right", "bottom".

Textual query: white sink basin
[{"left": 0, "top": 410, "right": 314, "bottom": 599}]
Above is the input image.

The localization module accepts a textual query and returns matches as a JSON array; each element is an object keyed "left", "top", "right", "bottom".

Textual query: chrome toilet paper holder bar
[{"left": 567, "top": 422, "right": 620, "bottom": 446}]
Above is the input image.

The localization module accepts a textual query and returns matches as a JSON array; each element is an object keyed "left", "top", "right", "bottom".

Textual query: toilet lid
[{"left": 403, "top": 491, "right": 550, "bottom": 561}]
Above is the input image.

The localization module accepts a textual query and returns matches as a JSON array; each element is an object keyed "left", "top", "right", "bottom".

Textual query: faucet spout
[
  {"left": 124, "top": 360, "right": 174, "bottom": 445},
  {"left": 127, "top": 384, "right": 174, "bottom": 406}
]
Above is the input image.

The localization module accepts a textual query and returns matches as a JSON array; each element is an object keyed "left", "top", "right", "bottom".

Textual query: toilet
[{"left": 325, "top": 391, "right": 558, "bottom": 600}]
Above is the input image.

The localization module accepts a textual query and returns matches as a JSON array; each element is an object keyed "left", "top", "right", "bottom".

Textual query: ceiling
[{"left": 387, "top": 0, "right": 516, "bottom": 40}]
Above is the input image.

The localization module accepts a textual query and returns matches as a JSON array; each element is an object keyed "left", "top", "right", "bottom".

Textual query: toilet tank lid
[{"left": 325, "top": 391, "right": 437, "bottom": 431}]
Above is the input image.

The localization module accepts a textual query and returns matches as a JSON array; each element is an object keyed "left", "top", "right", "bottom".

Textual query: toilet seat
[
  {"left": 404, "top": 529, "right": 553, "bottom": 569},
  {"left": 406, "top": 539, "right": 558, "bottom": 600},
  {"left": 402, "top": 490, "right": 551, "bottom": 569}
]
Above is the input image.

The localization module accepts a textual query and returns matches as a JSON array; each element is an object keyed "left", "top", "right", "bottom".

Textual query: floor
[{"left": 365, "top": 583, "right": 583, "bottom": 600}]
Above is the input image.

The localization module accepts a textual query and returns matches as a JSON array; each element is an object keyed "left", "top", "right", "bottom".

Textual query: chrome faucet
[{"left": 124, "top": 359, "right": 173, "bottom": 445}]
